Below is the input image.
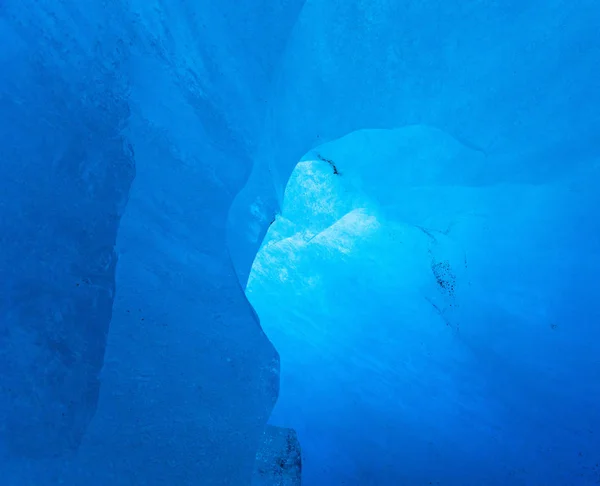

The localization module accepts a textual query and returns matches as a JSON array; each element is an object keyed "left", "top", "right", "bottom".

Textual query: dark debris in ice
[
  {"left": 316, "top": 152, "right": 340, "bottom": 175},
  {"left": 252, "top": 425, "right": 302, "bottom": 486}
]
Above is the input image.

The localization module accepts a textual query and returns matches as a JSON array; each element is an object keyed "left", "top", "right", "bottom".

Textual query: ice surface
[
  {"left": 0, "top": 1, "right": 301, "bottom": 484},
  {"left": 247, "top": 127, "right": 600, "bottom": 485},
  {"left": 0, "top": 6, "right": 135, "bottom": 461},
  {"left": 229, "top": 0, "right": 600, "bottom": 282},
  {"left": 252, "top": 425, "right": 302, "bottom": 486},
  {"left": 0, "top": 0, "right": 599, "bottom": 485}
]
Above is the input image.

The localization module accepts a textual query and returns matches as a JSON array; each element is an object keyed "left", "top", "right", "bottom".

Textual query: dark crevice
[{"left": 316, "top": 152, "right": 340, "bottom": 175}]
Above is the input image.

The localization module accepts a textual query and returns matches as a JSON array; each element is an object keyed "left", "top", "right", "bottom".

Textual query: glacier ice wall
[
  {"left": 231, "top": 4, "right": 600, "bottom": 480},
  {"left": 229, "top": 0, "right": 600, "bottom": 282},
  {"left": 0, "top": 1, "right": 303, "bottom": 484},
  {"left": 0, "top": 0, "right": 599, "bottom": 485},
  {"left": 247, "top": 127, "right": 600, "bottom": 484}
]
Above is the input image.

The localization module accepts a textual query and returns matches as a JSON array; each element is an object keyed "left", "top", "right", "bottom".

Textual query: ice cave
[{"left": 0, "top": 1, "right": 599, "bottom": 485}]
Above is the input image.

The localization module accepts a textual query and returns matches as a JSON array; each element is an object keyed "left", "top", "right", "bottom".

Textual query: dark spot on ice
[
  {"left": 316, "top": 152, "right": 340, "bottom": 175},
  {"left": 431, "top": 259, "right": 456, "bottom": 298}
]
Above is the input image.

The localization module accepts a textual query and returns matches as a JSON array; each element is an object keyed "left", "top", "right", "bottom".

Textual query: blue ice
[
  {"left": 0, "top": 1, "right": 599, "bottom": 485},
  {"left": 247, "top": 127, "right": 600, "bottom": 484}
]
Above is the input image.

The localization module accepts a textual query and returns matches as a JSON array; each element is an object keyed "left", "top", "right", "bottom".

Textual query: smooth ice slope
[
  {"left": 229, "top": 0, "right": 600, "bottom": 284},
  {"left": 232, "top": 4, "right": 600, "bottom": 481},
  {"left": 247, "top": 127, "right": 600, "bottom": 484},
  {"left": 0, "top": 1, "right": 303, "bottom": 484},
  {"left": 0, "top": 0, "right": 599, "bottom": 485}
]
